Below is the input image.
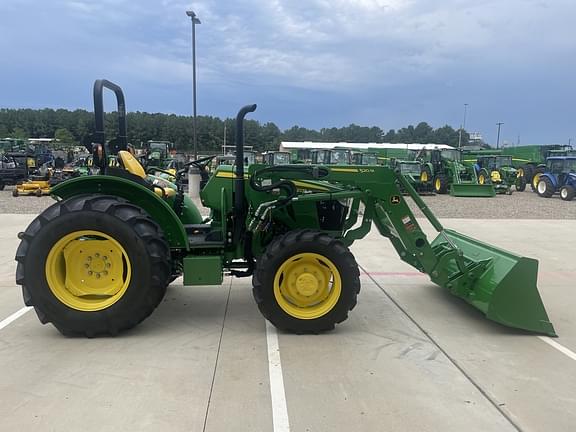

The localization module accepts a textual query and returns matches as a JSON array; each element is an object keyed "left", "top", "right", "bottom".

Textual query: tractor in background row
[
  {"left": 142, "top": 140, "right": 173, "bottom": 168},
  {"left": 351, "top": 151, "right": 378, "bottom": 166},
  {"left": 536, "top": 156, "right": 576, "bottom": 201},
  {"left": 14, "top": 79, "right": 555, "bottom": 340},
  {"left": 263, "top": 151, "right": 292, "bottom": 165},
  {"left": 473, "top": 155, "right": 526, "bottom": 194},
  {"left": 498, "top": 144, "right": 575, "bottom": 192},
  {"left": 390, "top": 158, "right": 432, "bottom": 194},
  {"left": 416, "top": 148, "right": 495, "bottom": 197},
  {"left": 310, "top": 148, "right": 352, "bottom": 165}
]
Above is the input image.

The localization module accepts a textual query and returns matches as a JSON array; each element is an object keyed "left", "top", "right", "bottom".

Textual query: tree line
[{"left": 0, "top": 108, "right": 470, "bottom": 153}]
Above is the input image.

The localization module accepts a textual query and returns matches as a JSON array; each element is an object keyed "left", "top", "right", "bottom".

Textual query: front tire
[
  {"left": 478, "top": 169, "right": 491, "bottom": 185},
  {"left": 515, "top": 175, "right": 526, "bottom": 192},
  {"left": 15, "top": 195, "right": 171, "bottom": 337},
  {"left": 433, "top": 174, "right": 449, "bottom": 194},
  {"left": 560, "top": 185, "right": 575, "bottom": 201},
  {"left": 252, "top": 230, "right": 360, "bottom": 333}
]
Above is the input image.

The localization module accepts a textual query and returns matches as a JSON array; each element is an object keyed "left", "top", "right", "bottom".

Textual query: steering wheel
[
  {"left": 176, "top": 155, "right": 216, "bottom": 179},
  {"left": 146, "top": 167, "right": 176, "bottom": 178}
]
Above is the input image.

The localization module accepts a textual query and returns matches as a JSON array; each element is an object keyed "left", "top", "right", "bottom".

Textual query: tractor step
[{"left": 185, "top": 224, "right": 224, "bottom": 248}]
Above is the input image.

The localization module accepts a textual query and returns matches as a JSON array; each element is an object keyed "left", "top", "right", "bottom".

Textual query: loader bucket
[
  {"left": 430, "top": 229, "right": 556, "bottom": 336},
  {"left": 450, "top": 183, "right": 496, "bottom": 197}
]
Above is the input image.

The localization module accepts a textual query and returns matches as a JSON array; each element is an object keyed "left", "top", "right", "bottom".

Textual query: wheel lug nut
[
  {"left": 84, "top": 264, "right": 89, "bottom": 268},
  {"left": 103, "top": 256, "right": 108, "bottom": 260},
  {"left": 88, "top": 271, "right": 93, "bottom": 275},
  {"left": 103, "top": 271, "right": 108, "bottom": 276},
  {"left": 106, "top": 263, "right": 111, "bottom": 268},
  {"left": 87, "top": 257, "right": 92, "bottom": 261},
  {"left": 96, "top": 273, "right": 101, "bottom": 279},
  {"left": 95, "top": 253, "right": 100, "bottom": 258}
]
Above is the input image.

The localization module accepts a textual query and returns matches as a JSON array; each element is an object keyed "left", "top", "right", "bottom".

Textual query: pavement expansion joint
[
  {"left": 202, "top": 278, "right": 233, "bottom": 432},
  {"left": 357, "top": 263, "right": 523, "bottom": 432}
]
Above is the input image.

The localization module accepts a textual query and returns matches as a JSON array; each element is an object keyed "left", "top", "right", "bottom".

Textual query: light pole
[
  {"left": 186, "top": 10, "right": 201, "bottom": 160},
  {"left": 458, "top": 103, "right": 468, "bottom": 149},
  {"left": 496, "top": 122, "right": 504, "bottom": 149}
]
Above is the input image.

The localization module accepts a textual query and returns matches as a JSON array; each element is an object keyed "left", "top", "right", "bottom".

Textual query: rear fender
[
  {"left": 51, "top": 176, "right": 189, "bottom": 249},
  {"left": 540, "top": 173, "right": 557, "bottom": 188}
]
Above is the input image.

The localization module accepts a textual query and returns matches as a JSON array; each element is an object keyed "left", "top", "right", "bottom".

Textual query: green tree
[
  {"left": 54, "top": 128, "right": 76, "bottom": 144},
  {"left": 10, "top": 127, "right": 28, "bottom": 139}
]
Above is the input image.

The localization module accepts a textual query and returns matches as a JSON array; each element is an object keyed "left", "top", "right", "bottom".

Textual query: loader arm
[{"left": 248, "top": 164, "right": 556, "bottom": 336}]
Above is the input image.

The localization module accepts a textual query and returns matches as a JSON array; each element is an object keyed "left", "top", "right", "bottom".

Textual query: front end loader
[{"left": 14, "top": 80, "right": 555, "bottom": 337}]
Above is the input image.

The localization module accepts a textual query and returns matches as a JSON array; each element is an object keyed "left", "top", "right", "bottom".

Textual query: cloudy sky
[{"left": 0, "top": 0, "right": 575, "bottom": 144}]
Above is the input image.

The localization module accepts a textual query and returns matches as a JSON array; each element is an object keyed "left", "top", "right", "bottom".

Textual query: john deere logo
[{"left": 391, "top": 195, "right": 401, "bottom": 205}]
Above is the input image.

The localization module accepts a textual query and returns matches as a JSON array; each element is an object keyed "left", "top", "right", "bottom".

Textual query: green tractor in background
[
  {"left": 390, "top": 158, "right": 432, "bottom": 194},
  {"left": 310, "top": 148, "right": 352, "bottom": 165},
  {"left": 473, "top": 155, "right": 526, "bottom": 194},
  {"left": 263, "top": 151, "right": 292, "bottom": 165},
  {"left": 417, "top": 148, "right": 495, "bottom": 197},
  {"left": 143, "top": 140, "right": 173, "bottom": 168},
  {"left": 14, "top": 79, "right": 555, "bottom": 338},
  {"left": 351, "top": 151, "right": 378, "bottom": 165}
]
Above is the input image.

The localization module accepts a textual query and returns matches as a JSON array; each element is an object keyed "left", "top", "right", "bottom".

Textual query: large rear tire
[
  {"left": 15, "top": 195, "right": 171, "bottom": 337},
  {"left": 252, "top": 230, "right": 360, "bottom": 333},
  {"left": 531, "top": 166, "right": 546, "bottom": 192}
]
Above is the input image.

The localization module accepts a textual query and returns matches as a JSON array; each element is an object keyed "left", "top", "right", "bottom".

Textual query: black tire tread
[
  {"left": 252, "top": 229, "right": 360, "bottom": 334},
  {"left": 536, "top": 178, "right": 555, "bottom": 198},
  {"left": 15, "top": 195, "right": 171, "bottom": 337},
  {"left": 561, "top": 185, "right": 575, "bottom": 201}
]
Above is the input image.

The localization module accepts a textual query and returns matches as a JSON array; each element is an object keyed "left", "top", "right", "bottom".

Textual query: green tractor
[
  {"left": 351, "top": 151, "right": 378, "bottom": 166},
  {"left": 263, "top": 151, "right": 292, "bottom": 165},
  {"left": 417, "top": 148, "right": 495, "bottom": 197},
  {"left": 311, "top": 148, "right": 352, "bottom": 165},
  {"left": 14, "top": 80, "right": 555, "bottom": 337},
  {"left": 143, "top": 140, "right": 172, "bottom": 168},
  {"left": 473, "top": 155, "right": 526, "bottom": 194},
  {"left": 390, "top": 158, "right": 432, "bottom": 194}
]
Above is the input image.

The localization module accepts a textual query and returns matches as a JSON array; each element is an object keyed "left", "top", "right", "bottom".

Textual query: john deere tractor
[
  {"left": 473, "top": 155, "right": 526, "bottom": 194},
  {"left": 14, "top": 80, "right": 555, "bottom": 337},
  {"left": 390, "top": 158, "right": 432, "bottom": 194},
  {"left": 143, "top": 140, "right": 172, "bottom": 168},
  {"left": 417, "top": 148, "right": 495, "bottom": 197},
  {"left": 263, "top": 151, "right": 292, "bottom": 165},
  {"left": 310, "top": 148, "right": 352, "bottom": 165}
]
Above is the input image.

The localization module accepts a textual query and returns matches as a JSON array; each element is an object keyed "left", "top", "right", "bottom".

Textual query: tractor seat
[{"left": 117, "top": 151, "right": 176, "bottom": 199}]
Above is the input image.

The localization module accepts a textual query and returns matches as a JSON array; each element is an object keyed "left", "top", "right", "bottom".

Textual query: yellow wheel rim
[
  {"left": 479, "top": 174, "right": 485, "bottom": 185},
  {"left": 533, "top": 173, "right": 542, "bottom": 189},
  {"left": 273, "top": 253, "right": 341, "bottom": 320},
  {"left": 420, "top": 171, "right": 428, "bottom": 182},
  {"left": 517, "top": 168, "right": 524, "bottom": 178},
  {"left": 435, "top": 178, "right": 441, "bottom": 191},
  {"left": 45, "top": 230, "right": 132, "bottom": 311}
]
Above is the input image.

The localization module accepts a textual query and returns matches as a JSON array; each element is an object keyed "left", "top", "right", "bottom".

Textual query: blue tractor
[{"left": 536, "top": 156, "right": 576, "bottom": 201}]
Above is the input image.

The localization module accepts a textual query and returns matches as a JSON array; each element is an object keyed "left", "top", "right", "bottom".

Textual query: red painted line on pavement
[{"left": 360, "top": 271, "right": 426, "bottom": 277}]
